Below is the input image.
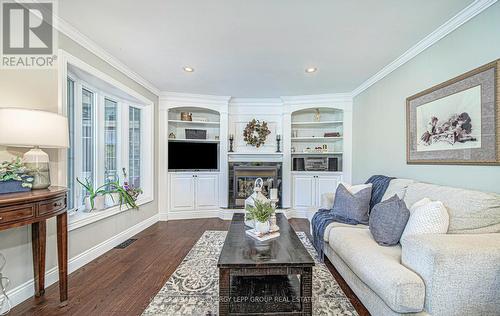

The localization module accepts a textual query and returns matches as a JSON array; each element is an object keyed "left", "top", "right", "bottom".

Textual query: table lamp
[{"left": 0, "top": 108, "right": 69, "bottom": 189}]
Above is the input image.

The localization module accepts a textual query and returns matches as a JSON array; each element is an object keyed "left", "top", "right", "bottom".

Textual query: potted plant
[
  {"left": 121, "top": 168, "right": 143, "bottom": 201},
  {"left": 105, "top": 179, "right": 140, "bottom": 210},
  {"left": 245, "top": 198, "right": 275, "bottom": 234},
  {"left": 77, "top": 178, "right": 107, "bottom": 211},
  {"left": 77, "top": 175, "right": 142, "bottom": 212},
  {"left": 0, "top": 158, "right": 34, "bottom": 194}
]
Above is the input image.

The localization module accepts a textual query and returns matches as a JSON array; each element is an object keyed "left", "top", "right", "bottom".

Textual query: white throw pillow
[
  {"left": 401, "top": 198, "right": 449, "bottom": 245},
  {"left": 409, "top": 197, "right": 432, "bottom": 212}
]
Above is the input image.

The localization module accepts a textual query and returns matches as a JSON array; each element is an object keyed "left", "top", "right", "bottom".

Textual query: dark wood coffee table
[{"left": 218, "top": 213, "right": 315, "bottom": 316}]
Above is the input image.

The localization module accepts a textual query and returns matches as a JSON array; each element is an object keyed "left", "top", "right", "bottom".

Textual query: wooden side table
[{"left": 0, "top": 187, "right": 68, "bottom": 306}]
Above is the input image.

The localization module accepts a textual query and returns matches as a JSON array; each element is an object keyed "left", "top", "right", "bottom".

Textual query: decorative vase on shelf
[
  {"left": 255, "top": 220, "right": 270, "bottom": 234},
  {"left": 314, "top": 108, "right": 321, "bottom": 122}
]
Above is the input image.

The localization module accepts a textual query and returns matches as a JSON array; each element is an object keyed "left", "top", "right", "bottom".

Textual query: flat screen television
[{"left": 168, "top": 141, "right": 219, "bottom": 171}]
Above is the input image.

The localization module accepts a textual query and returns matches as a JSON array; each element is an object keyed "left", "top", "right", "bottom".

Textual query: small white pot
[
  {"left": 84, "top": 195, "right": 106, "bottom": 211},
  {"left": 106, "top": 193, "right": 120, "bottom": 207},
  {"left": 255, "top": 220, "right": 270, "bottom": 234}
]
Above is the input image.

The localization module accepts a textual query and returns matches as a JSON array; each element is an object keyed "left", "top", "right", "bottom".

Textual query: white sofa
[{"left": 307, "top": 179, "right": 500, "bottom": 316}]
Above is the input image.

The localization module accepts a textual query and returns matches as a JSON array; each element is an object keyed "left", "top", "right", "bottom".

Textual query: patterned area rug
[{"left": 143, "top": 231, "right": 357, "bottom": 316}]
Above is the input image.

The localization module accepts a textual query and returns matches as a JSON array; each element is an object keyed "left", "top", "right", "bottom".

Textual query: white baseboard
[
  {"left": 166, "top": 210, "right": 220, "bottom": 220},
  {"left": 6, "top": 214, "right": 159, "bottom": 308}
]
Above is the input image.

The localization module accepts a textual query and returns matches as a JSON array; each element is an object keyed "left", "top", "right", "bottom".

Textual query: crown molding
[
  {"left": 351, "top": 0, "right": 497, "bottom": 97},
  {"left": 55, "top": 17, "right": 161, "bottom": 96},
  {"left": 281, "top": 93, "right": 353, "bottom": 105},
  {"left": 159, "top": 92, "right": 231, "bottom": 111},
  {"left": 229, "top": 98, "right": 284, "bottom": 107}
]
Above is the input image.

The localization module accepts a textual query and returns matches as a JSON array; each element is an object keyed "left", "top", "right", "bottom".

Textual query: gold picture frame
[{"left": 406, "top": 59, "right": 500, "bottom": 165}]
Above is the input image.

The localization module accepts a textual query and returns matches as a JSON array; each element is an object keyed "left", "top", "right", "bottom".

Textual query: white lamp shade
[{"left": 0, "top": 108, "right": 69, "bottom": 148}]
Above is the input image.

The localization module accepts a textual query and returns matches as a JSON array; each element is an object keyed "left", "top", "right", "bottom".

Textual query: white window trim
[{"left": 58, "top": 49, "right": 155, "bottom": 232}]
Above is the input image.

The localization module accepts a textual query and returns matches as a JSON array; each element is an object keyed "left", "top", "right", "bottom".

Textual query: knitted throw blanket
[
  {"left": 365, "top": 175, "right": 395, "bottom": 211},
  {"left": 311, "top": 175, "right": 395, "bottom": 261}
]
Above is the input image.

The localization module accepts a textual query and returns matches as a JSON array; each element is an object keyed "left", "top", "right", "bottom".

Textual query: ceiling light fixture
[
  {"left": 183, "top": 66, "right": 194, "bottom": 72},
  {"left": 305, "top": 67, "right": 318, "bottom": 73}
]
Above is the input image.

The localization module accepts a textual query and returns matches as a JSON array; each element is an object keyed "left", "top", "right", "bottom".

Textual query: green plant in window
[
  {"left": 76, "top": 178, "right": 107, "bottom": 210},
  {"left": 105, "top": 180, "right": 139, "bottom": 210},
  {"left": 77, "top": 177, "right": 140, "bottom": 211}
]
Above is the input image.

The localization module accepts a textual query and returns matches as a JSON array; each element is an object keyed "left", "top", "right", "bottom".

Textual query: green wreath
[{"left": 243, "top": 119, "right": 271, "bottom": 148}]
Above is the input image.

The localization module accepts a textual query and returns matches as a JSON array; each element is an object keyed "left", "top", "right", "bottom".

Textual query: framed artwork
[{"left": 406, "top": 59, "right": 500, "bottom": 165}]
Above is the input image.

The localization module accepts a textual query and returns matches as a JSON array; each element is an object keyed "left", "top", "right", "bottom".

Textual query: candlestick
[
  {"left": 276, "top": 134, "right": 281, "bottom": 153},
  {"left": 229, "top": 134, "right": 234, "bottom": 152}
]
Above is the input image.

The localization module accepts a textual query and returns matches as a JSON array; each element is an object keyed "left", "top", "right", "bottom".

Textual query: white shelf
[
  {"left": 292, "top": 152, "right": 343, "bottom": 155},
  {"left": 291, "top": 171, "right": 343, "bottom": 175},
  {"left": 227, "top": 152, "right": 283, "bottom": 155},
  {"left": 168, "top": 119, "right": 220, "bottom": 126},
  {"left": 291, "top": 136, "right": 343, "bottom": 141},
  {"left": 168, "top": 138, "right": 220, "bottom": 143},
  {"left": 291, "top": 120, "right": 343, "bottom": 126}
]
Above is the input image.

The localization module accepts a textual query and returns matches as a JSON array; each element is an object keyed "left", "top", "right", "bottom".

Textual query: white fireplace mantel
[{"left": 228, "top": 152, "right": 284, "bottom": 162}]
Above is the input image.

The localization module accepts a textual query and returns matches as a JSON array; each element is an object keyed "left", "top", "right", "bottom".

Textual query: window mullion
[
  {"left": 121, "top": 103, "right": 130, "bottom": 183},
  {"left": 74, "top": 82, "right": 83, "bottom": 208},
  {"left": 95, "top": 93, "right": 105, "bottom": 188}
]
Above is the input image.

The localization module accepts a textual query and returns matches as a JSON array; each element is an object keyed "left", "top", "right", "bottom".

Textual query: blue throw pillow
[
  {"left": 369, "top": 194, "right": 410, "bottom": 246},
  {"left": 331, "top": 184, "right": 372, "bottom": 224}
]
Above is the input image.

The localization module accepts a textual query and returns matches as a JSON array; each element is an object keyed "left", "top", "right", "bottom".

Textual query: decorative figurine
[
  {"left": 168, "top": 132, "right": 176, "bottom": 139},
  {"left": 314, "top": 108, "right": 321, "bottom": 122}
]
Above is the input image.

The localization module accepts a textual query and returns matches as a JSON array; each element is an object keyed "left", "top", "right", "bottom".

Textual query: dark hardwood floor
[{"left": 11, "top": 218, "right": 369, "bottom": 316}]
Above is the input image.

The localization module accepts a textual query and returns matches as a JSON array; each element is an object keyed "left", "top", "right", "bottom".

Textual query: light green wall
[
  {"left": 0, "top": 31, "right": 159, "bottom": 295},
  {"left": 353, "top": 2, "right": 500, "bottom": 193}
]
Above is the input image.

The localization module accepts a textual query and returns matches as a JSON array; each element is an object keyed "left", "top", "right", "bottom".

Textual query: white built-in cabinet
[
  {"left": 169, "top": 173, "right": 219, "bottom": 212},
  {"left": 158, "top": 93, "right": 352, "bottom": 220},
  {"left": 292, "top": 172, "right": 342, "bottom": 210},
  {"left": 159, "top": 95, "right": 230, "bottom": 220}
]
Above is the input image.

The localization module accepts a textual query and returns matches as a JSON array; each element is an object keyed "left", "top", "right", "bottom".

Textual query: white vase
[
  {"left": 255, "top": 220, "right": 270, "bottom": 234},
  {"left": 84, "top": 195, "right": 106, "bottom": 211},
  {"left": 106, "top": 193, "right": 120, "bottom": 207}
]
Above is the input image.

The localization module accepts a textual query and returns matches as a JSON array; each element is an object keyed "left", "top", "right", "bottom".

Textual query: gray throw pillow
[
  {"left": 369, "top": 195, "right": 410, "bottom": 246},
  {"left": 331, "top": 184, "right": 372, "bottom": 224}
]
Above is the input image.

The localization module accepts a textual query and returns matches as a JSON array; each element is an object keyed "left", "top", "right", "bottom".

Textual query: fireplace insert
[{"left": 228, "top": 162, "right": 282, "bottom": 208}]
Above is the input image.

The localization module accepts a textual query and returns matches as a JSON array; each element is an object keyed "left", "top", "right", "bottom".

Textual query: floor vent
[{"left": 114, "top": 238, "right": 137, "bottom": 249}]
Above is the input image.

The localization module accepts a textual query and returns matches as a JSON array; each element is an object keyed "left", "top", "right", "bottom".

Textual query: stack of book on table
[{"left": 245, "top": 227, "right": 280, "bottom": 241}]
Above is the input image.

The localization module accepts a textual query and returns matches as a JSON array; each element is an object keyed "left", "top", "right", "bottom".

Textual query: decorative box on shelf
[{"left": 185, "top": 129, "right": 207, "bottom": 139}]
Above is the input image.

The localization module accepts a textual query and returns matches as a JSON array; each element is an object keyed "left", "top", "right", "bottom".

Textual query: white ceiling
[{"left": 59, "top": 0, "right": 474, "bottom": 97}]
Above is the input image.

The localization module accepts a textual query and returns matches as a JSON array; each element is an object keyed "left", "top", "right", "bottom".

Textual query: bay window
[{"left": 66, "top": 73, "right": 151, "bottom": 214}]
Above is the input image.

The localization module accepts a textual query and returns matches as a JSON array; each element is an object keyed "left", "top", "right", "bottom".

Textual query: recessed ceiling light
[
  {"left": 183, "top": 66, "right": 194, "bottom": 72},
  {"left": 305, "top": 67, "right": 318, "bottom": 73}
]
